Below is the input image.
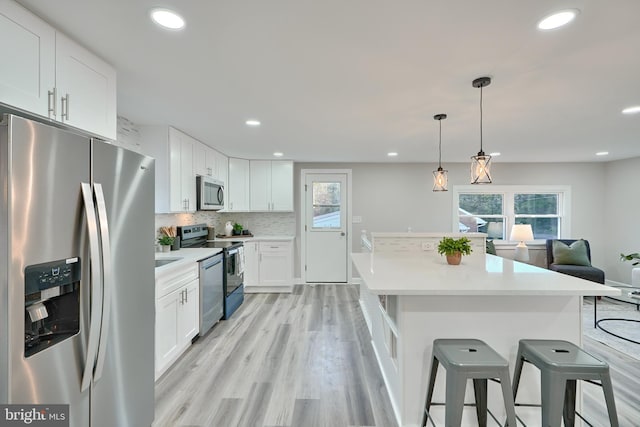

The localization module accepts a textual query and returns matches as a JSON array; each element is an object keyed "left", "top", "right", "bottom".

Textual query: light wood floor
[
  {"left": 154, "top": 285, "right": 398, "bottom": 427},
  {"left": 154, "top": 285, "right": 639, "bottom": 427}
]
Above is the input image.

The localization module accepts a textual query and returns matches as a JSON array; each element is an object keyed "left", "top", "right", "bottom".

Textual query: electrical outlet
[
  {"left": 352, "top": 216, "right": 363, "bottom": 224},
  {"left": 422, "top": 242, "right": 435, "bottom": 251}
]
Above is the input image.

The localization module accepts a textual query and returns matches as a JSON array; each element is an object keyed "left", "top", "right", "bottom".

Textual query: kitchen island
[{"left": 351, "top": 251, "right": 621, "bottom": 427}]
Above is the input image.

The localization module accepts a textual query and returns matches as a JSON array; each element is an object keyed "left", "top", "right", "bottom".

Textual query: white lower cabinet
[
  {"left": 244, "top": 240, "right": 293, "bottom": 293},
  {"left": 155, "top": 263, "right": 199, "bottom": 380},
  {"left": 243, "top": 241, "right": 260, "bottom": 286}
]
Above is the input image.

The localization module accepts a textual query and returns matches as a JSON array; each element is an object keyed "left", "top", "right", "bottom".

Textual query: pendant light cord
[
  {"left": 479, "top": 85, "right": 484, "bottom": 153},
  {"left": 438, "top": 119, "right": 442, "bottom": 168}
]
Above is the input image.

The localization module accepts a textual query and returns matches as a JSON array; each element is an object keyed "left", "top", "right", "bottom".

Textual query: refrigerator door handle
[
  {"left": 93, "top": 183, "right": 113, "bottom": 383},
  {"left": 80, "top": 183, "right": 104, "bottom": 392}
]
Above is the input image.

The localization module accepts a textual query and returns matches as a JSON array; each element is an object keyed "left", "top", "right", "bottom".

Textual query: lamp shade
[
  {"left": 510, "top": 224, "right": 533, "bottom": 242},
  {"left": 433, "top": 167, "right": 448, "bottom": 191}
]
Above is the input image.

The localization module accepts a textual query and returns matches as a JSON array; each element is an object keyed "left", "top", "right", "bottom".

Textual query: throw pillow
[
  {"left": 486, "top": 239, "right": 496, "bottom": 255},
  {"left": 552, "top": 240, "right": 591, "bottom": 266}
]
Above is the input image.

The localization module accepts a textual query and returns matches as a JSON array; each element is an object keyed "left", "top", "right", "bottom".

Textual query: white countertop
[
  {"left": 155, "top": 247, "right": 223, "bottom": 276},
  {"left": 372, "top": 232, "right": 487, "bottom": 238},
  {"left": 352, "top": 252, "right": 622, "bottom": 297},
  {"left": 212, "top": 235, "right": 294, "bottom": 242}
]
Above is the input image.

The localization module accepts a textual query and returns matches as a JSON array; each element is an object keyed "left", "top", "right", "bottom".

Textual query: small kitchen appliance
[{"left": 196, "top": 175, "right": 224, "bottom": 210}]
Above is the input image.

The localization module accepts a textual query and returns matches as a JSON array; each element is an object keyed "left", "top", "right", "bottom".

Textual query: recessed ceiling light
[
  {"left": 622, "top": 105, "right": 640, "bottom": 115},
  {"left": 489, "top": 152, "right": 501, "bottom": 157},
  {"left": 246, "top": 119, "right": 261, "bottom": 126},
  {"left": 150, "top": 8, "right": 185, "bottom": 30},
  {"left": 273, "top": 152, "right": 283, "bottom": 157},
  {"left": 537, "top": 9, "right": 579, "bottom": 30},
  {"left": 387, "top": 152, "right": 398, "bottom": 157},
  {"left": 596, "top": 151, "right": 609, "bottom": 156}
]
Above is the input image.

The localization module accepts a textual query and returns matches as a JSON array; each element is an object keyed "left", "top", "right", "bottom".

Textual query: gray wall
[
  {"left": 603, "top": 157, "right": 640, "bottom": 283},
  {"left": 294, "top": 161, "right": 609, "bottom": 278}
]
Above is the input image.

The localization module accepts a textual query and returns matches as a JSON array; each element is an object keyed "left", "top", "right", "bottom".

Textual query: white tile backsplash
[{"left": 155, "top": 212, "right": 295, "bottom": 238}]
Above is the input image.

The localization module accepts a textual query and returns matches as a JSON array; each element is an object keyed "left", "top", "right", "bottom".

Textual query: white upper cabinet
[
  {"left": 194, "top": 142, "right": 217, "bottom": 178},
  {"left": 249, "top": 160, "right": 293, "bottom": 211},
  {"left": 194, "top": 143, "right": 228, "bottom": 187},
  {"left": 215, "top": 151, "right": 228, "bottom": 184},
  {"left": 0, "top": 1, "right": 116, "bottom": 140},
  {"left": 249, "top": 160, "right": 271, "bottom": 211},
  {"left": 227, "top": 158, "right": 250, "bottom": 211},
  {"left": 0, "top": 1, "right": 55, "bottom": 117},
  {"left": 139, "top": 126, "right": 196, "bottom": 213},
  {"left": 270, "top": 161, "right": 294, "bottom": 211},
  {"left": 55, "top": 32, "right": 117, "bottom": 140}
]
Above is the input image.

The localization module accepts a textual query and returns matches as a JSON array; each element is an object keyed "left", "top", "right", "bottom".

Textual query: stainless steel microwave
[{"left": 196, "top": 176, "right": 224, "bottom": 210}]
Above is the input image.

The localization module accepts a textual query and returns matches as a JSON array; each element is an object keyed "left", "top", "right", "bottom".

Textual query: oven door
[{"left": 225, "top": 248, "right": 244, "bottom": 296}]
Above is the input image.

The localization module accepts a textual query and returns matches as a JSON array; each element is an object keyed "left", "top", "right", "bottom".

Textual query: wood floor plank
[{"left": 290, "top": 399, "right": 321, "bottom": 427}]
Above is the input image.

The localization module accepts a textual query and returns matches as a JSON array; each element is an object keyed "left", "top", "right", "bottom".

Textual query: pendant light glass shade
[
  {"left": 433, "top": 167, "right": 448, "bottom": 191},
  {"left": 432, "top": 113, "right": 448, "bottom": 192},
  {"left": 471, "top": 77, "right": 493, "bottom": 184},
  {"left": 471, "top": 152, "right": 492, "bottom": 184}
]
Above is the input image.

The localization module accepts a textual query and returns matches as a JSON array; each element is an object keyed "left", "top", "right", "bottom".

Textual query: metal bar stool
[
  {"left": 421, "top": 339, "right": 517, "bottom": 427},
  {"left": 512, "top": 339, "right": 619, "bottom": 427}
]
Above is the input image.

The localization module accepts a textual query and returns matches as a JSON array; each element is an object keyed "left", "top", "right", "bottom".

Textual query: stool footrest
[{"left": 424, "top": 405, "right": 503, "bottom": 427}]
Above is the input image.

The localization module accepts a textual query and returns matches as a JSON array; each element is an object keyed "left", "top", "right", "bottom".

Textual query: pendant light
[
  {"left": 432, "top": 113, "right": 448, "bottom": 192},
  {"left": 471, "top": 76, "right": 493, "bottom": 184}
]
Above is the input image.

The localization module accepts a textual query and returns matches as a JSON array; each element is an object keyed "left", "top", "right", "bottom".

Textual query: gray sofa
[{"left": 545, "top": 239, "right": 605, "bottom": 284}]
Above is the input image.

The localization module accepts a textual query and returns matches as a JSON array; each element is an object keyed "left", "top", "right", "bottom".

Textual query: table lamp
[{"left": 510, "top": 224, "right": 534, "bottom": 262}]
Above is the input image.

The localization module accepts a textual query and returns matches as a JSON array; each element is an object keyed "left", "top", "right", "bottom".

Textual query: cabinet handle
[
  {"left": 48, "top": 88, "right": 57, "bottom": 118},
  {"left": 180, "top": 289, "right": 184, "bottom": 304},
  {"left": 61, "top": 94, "right": 70, "bottom": 121},
  {"left": 185, "top": 289, "right": 188, "bottom": 303}
]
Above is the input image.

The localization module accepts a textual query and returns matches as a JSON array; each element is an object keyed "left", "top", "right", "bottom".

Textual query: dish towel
[{"left": 237, "top": 246, "right": 245, "bottom": 275}]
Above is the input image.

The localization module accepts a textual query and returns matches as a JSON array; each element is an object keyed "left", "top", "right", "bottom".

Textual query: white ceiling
[{"left": 16, "top": 0, "right": 640, "bottom": 163}]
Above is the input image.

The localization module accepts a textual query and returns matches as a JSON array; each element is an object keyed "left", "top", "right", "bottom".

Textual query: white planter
[{"left": 632, "top": 267, "right": 640, "bottom": 287}]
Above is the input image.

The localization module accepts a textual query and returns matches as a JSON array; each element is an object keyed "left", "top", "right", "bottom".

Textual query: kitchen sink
[{"left": 155, "top": 257, "right": 183, "bottom": 268}]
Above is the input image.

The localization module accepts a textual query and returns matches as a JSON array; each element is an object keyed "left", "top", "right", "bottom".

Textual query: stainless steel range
[{"left": 177, "top": 224, "right": 244, "bottom": 320}]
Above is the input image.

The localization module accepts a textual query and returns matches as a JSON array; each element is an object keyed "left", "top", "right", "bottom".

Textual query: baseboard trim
[{"left": 244, "top": 285, "right": 293, "bottom": 293}]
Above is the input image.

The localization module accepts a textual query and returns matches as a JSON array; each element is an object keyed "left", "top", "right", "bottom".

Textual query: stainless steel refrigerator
[{"left": 0, "top": 114, "right": 155, "bottom": 426}]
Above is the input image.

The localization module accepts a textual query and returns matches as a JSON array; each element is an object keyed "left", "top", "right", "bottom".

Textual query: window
[
  {"left": 453, "top": 186, "right": 570, "bottom": 241},
  {"left": 312, "top": 181, "right": 341, "bottom": 228}
]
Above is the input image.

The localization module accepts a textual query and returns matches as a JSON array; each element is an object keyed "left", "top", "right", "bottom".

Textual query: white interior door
[{"left": 305, "top": 173, "right": 348, "bottom": 282}]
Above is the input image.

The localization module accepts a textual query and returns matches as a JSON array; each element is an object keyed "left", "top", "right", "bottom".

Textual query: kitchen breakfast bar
[{"left": 351, "top": 249, "right": 621, "bottom": 427}]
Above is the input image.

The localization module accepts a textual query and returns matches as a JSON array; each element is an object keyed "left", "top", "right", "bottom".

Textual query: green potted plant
[
  {"left": 158, "top": 236, "right": 175, "bottom": 252},
  {"left": 621, "top": 252, "right": 640, "bottom": 286},
  {"left": 620, "top": 252, "right": 640, "bottom": 266},
  {"left": 437, "top": 237, "right": 473, "bottom": 265},
  {"left": 232, "top": 222, "right": 243, "bottom": 236}
]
